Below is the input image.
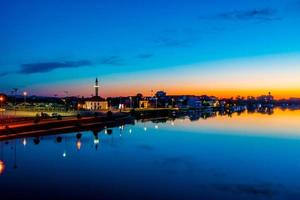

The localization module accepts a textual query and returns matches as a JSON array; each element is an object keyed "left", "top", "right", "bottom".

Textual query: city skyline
[{"left": 1, "top": 0, "right": 300, "bottom": 98}]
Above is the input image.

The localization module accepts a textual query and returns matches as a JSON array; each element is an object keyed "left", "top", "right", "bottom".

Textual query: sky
[{"left": 1, "top": 0, "right": 300, "bottom": 98}]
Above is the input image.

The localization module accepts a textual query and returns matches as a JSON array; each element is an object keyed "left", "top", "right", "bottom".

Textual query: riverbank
[
  {"left": 0, "top": 105, "right": 280, "bottom": 140},
  {"left": 0, "top": 112, "right": 133, "bottom": 140}
]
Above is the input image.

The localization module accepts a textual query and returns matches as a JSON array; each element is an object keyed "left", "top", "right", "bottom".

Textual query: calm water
[{"left": 1, "top": 109, "right": 300, "bottom": 200}]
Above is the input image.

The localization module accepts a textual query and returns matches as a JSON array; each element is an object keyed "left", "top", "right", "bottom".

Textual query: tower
[{"left": 94, "top": 78, "right": 99, "bottom": 97}]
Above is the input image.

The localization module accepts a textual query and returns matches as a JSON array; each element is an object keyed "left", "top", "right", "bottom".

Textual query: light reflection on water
[{"left": 1, "top": 109, "right": 300, "bottom": 199}]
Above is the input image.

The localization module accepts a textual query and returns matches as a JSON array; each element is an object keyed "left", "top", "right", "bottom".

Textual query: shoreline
[
  {"left": 0, "top": 112, "right": 133, "bottom": 141},
  {"left": 0, "top": 105, "right": 295, "bottom": 141}
]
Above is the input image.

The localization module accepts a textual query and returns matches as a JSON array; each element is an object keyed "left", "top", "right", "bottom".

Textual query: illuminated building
[
  {"left": 83, "top": 78, "right": 108, "bottom": 110},
  {"left": 139, "top": 100, "right": 149, "bottom": 108}
]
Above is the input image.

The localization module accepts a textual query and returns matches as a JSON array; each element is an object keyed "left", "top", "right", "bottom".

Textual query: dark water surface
[{"left": 1, "top": 109, "right": 300, "bottom": 200}]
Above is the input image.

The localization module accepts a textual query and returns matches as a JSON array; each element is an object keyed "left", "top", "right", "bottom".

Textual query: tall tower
[{"left": 94, "top": 78, "right": 99, "bottom": 97}]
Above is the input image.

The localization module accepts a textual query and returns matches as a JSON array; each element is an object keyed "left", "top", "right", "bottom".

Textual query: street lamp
[
  {"left": 54, "top": 94, "right": 58, "bottom": 111},
  {"left": 23, "top": 91, "right": 27, "bottom": 104},
  {"left": 129, "top": 96, "right": 132, "bottom": 109},
  {"left": 172, "top": 98, "right": 175, "bottom": 108},
  {"left": 64, "top": 91, "right": 69, "bottom": 112},
  {"left": 0, "top": 96, "right": 3, "bottom": 108},
  {"left": 12, "top": 88, "right": 18, "bottom": 117},
  {"left": 0, "top": 96, "right": 5, "bottom": 122}
]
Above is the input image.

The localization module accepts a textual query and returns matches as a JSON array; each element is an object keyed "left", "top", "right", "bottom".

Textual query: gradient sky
[{"left": 1, "top": 0, "right": 300, "bottom": 98}]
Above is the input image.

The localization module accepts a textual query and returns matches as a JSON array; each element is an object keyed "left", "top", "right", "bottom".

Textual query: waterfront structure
[
  {"left": 187, "top": 96, "right": 202, "bottom": 108},
  {"left": 94, "top": 78, "right": 99, "bottom": 97},
  {"left": 83, "top": 78, "right": 108, "bottom": 110},
  {"left": 84, "top": 96, "right": 108, "bottom": 110},
  {"left": 139, "top": 100, "right": 149, "bottom": 108},
  {"left": 257, "top": 92, "right": 274, "bottom": 107},
  {"left": 200, "top": 95, "right": 218, "bottom": 107}
]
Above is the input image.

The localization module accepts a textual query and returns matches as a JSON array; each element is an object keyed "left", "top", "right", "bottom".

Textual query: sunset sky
[{"left": 1, "top": 0, "right": 300, "bottom": 98}]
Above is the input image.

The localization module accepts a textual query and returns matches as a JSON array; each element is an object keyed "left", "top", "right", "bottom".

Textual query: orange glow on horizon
[
  {"left": 26, "top": 53, "right": 300, "bottom": 99},
  {"left": 35, "top": 82, "right": 300, "bottom": 99},
  {"left": 42, "top": 86, "right": 300, "bottom": 99},
  {"left": 34, "top": 74, "right": 300, "bottom": 99},
  {"left": 100, "top": 87, "right": 300, "bottom": 99}
]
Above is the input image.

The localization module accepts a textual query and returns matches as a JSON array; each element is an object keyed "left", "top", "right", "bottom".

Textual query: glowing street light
[
  {"left": 23, "top": 91, "right": 28, "bottom": 104},
  {"left": 0, "top": 96, "right": 4, "bottom": 111},
  {"left": 0, "top": 160, "right": 5, "bottom": 175}
]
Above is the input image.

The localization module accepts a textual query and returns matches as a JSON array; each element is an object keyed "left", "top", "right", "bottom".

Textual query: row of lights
[
  {"left": 7, "top": 121, "right": 176, "bottom": 162},
  {"left": 61, "top": 123, "right": 168, "bottom": 157},
  {"left": 0, "top": 91, "right": 28, "bottom": 105},
  {"left": 19, "top": 121, "right": 175, "bottom": 147}
]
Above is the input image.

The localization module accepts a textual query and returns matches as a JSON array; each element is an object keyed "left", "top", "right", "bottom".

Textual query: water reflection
[
  {"left": 33, "top": 137, "right": 40, "bottom": 145},
  {"left": 62, "top": 151, "right": 67, "bottom": 158},
  {"left": 1, "top": 108, "right": 300, "bottom": 200},
  {"left": 22, "top": 138, "right": 27, "bottom": 146},
  {"left": 76, "top": 139, "right": 82, "bottom": 150},
  {"left": 0, "top": 160, "right": 4, "bottom": 175},
  {"left": 56, "top": 136, "right": 62, "bottom": 143},
  {"left": 94, "top": 136, "right": 99, "bottom": 148},
  {"left": 0, "top": 108, "right": 292, "bottom": 176},
  {"left": 76, "top": 133, "right": 82, "bottom": 151}
]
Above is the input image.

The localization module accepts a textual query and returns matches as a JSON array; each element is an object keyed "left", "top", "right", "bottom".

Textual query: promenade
[{"left": 0, "top": 112, "right": 132, "bottom": 140}]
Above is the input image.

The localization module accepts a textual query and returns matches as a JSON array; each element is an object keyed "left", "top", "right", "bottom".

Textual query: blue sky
[{"left": 1, "top": 0, "right": 300, "bottom": 98}]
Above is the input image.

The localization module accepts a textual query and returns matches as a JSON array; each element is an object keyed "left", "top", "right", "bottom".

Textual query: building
[
  {"left": 257, "top": 92, "right": 274, "bottom": 106},
  {"left": 187, "top": 96, "right": 202, "bottom": 108},
  {"left": 84, "top": 96, "right": 108, "bottom": 110},
  {"left": 139, "top": 100, "right": 149, "bottom": 108},
  {"left": 83, "top": 78, "right": 109, "bottom": 110},
  {"left": 200, "top": 95, "right": 218, "bottom": 107}
]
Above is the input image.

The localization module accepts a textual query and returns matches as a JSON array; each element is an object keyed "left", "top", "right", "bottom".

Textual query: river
[{"left": 1, "top": 108, "right": 300, "bottom": 200}]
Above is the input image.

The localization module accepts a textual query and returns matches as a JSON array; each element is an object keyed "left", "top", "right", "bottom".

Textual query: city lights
[
  {"left": 22, "top": 138, "right": 27, "bottom": 146},
  {"left": 76, "top": 140, "right": 82, "bottom": 150},
  {"left": 94, "top": 138, "right": 99, "bottom": 145},
  {"left": 0, "top": 160, "right": 5, "bottom": 175}
]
